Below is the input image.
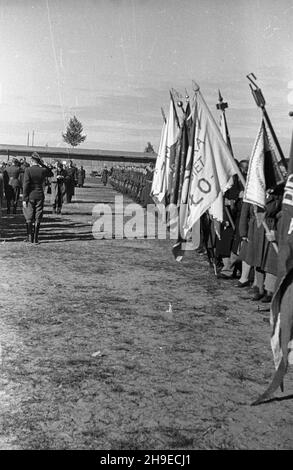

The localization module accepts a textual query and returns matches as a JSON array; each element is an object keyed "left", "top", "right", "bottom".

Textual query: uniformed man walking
[{"left": 22, "top": 152, "right": 53, "bottom": 244}]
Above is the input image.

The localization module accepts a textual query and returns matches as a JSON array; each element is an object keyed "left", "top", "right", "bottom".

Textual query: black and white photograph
[{"left": 0, "top": 0, "right": 293, "bottom": 452}]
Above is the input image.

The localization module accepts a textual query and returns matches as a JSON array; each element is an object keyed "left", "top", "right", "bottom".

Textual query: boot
[
  {"left": 33, "top": 222, "right": 41, "bottom": 244},
  {"left": 25, "top": 223, "right": 33, "bottom": 243}
]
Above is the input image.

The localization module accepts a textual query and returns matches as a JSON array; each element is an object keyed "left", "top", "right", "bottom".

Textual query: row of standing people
[
  {"left": 210, "top": 159, "right": 284, "bottom": 304},
  {"left": 48, "top": 160, "right": 85, "bottom": 213},
  {"left": 108, "top": 164, "right": 155, "bottom": 206}
]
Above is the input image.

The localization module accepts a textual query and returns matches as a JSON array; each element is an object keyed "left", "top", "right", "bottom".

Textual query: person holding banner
[{"left": 259, "top": 185, "right": 284, "bottom": 302}]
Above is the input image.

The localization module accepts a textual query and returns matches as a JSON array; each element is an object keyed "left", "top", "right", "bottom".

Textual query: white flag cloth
[
  {"left": 208, "top": 184, "right": 224, "bottom": 222},
  {"left": 208, "top": 111, "right": 234, "bottom": 223},
  {"left": 151, "top": 96, "right": 180, "bottom": 204},
  {"left": 151, "top": 119, "right": 168, "bottom": 203},
  {"left": 182, "top": 91, "right": 239, "bottom": 237},
  {"left": 243, "top": 120, "right": 266, "bottom": 209}
]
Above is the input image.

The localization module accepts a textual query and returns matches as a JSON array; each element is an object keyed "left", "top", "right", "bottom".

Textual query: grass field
[{"left": 0, "top": 178, "right": 292, "bottom": 450}]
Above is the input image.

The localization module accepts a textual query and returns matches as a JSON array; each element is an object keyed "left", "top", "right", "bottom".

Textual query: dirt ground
[{"left": 0, "top": 178, "right": 292, "bottom": 450}]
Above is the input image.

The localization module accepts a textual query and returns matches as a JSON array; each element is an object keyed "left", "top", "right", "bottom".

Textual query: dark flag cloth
[
  {"left": 171, "top": 103, "right": 197, "bottom": 261},
  {"left": 244, "top": 119, "right": 285, "bottom": 210},
  {"left": 252, "top": 132, "right": 293, "bottom": 406},
  {"left": 185, "top": 101, "right": 192, "bottom": 138},
  {"left": 263, "top": 121, "right": 285, "bottom": 190},
  {"left": 166, "top": 91, "right": 180, "bottom": 204},
  {"left": 170, "top": 119, "right": 189, "bottom": 205},
  {"left": 177, "top": 107, "right": 193, "bottom": 204}
]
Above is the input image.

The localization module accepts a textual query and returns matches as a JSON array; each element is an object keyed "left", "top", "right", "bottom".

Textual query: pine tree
[{"left": 62, "top": 116, "right": 86, "bottom": 147}]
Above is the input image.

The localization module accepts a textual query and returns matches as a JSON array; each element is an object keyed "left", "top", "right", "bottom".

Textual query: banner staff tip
[{"left": 192, "top": 80, "right": 200, "bottom": 92}]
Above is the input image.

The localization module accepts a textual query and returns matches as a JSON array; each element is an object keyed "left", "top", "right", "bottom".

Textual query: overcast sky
[{"left": 0, "top": 0, "right": 293, "bottom": 158}]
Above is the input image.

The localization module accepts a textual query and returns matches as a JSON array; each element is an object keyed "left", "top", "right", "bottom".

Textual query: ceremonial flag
[
  {"left": 219, "top": 103, "right": 234, "bottom": 157},
  {"left": 244, "top": 119, "right": 284, "bottom": 210},
  {"left": 151, "top": 118, "right": 168, "bottom": 203},
  {"left": 151, "top": 93, "right": 180, "bottom": 205},
  {"left": 177, "top": 104, "right": 193, "bottom": 204},
  {"left": 252, "top": 131, "right": 293, "bottom": 405},
  {"left": 166, "top": 92, "right": 180, "bottom": 204},
  {"left": 209, "top": 110, "right": 234, "bottom": 231},
  {"left": 172, "top": 101, "right": 200, "bottom": 261},
  {"left": 182, "top": 89, "right": 240, "bottom": 238},
  {"left": 170, "top": 117, "right": 189, "bottom": 205}
]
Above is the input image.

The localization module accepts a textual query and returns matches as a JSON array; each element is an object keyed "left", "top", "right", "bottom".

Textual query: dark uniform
[
  {"left": 50, "top": 166, "right": 66, "bottom": 214},
  {"left": 5, "top": 162, "right": 21, "bottom": 214},
  {"left": 77, "top": 166, "right": 85, "bottom": 187},
  {"left": 23, "top": 156, "right": 53, "bottom": 243},
  {"left": 64, "top": 164, "right": 77, "bottom": 203},
  {"left": 101, "top": 167, "right": 109, "bottom": 186},
  {"left": 0, "top": 170, "right": 3, "bottom": 217},
  {"left": 19, "top": 159, "right": 30, "bottom": 194}
]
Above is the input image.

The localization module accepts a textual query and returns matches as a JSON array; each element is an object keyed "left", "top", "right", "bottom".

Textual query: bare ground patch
[{"left": 0, "top": 180, "right": 293, "bottom": 450}]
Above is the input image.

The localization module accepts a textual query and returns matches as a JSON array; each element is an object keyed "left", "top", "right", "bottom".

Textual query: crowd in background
[
  {"left": 0, "top": 157, "right": 86, "bottom": 217},
  {"left": 109, "top": 163, "right": 154, "bottom": 207}
]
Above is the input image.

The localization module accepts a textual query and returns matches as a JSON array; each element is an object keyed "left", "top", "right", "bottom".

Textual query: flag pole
[
  {"left": 169, "top": 90, "right": 180, "bottom": 128},
  {"left": 192, "top": 82, "right": 246, "bottom": 188},
  {"left": 161, "top": 107, "right": 167, "bottom": 124},
  {"left": 216, "top": 90, "right": 236, "bottom": 229},
  {"left": 216, "top": 89, "right": 234, "bottom": 157},
  {"left": 213, "top": 84, "right": 279, "bottom": 255},
  {"left": 247, "top": 73, "right": 287, "bottom": 170}
]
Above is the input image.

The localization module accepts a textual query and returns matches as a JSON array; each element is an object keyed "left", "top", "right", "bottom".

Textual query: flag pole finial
[
  {"left": 216, "top": 90, "right": 228, "bottom": 111},
  {"left": 246, "top": 73, "right": 266, "bottom": 108},
  {"left": 192, "top": 80, "right": 200, "bottom": 92}
]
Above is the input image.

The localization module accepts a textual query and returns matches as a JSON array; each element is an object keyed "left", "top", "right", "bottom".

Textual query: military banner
[
  {"left": 244, "top": 119, "right": 284, "bottom": 210},
  {"left": 151, "top": 93, "right": 180, "bottom": 205},
  {"left": 151, "top": 118, "right": 168, "bottom": 204},
  {"left": 182, "top": 89, "right": 240, "bottom": 238}
]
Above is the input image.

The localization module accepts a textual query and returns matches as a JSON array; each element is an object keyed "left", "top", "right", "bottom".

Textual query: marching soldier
[{"left": 22, "top": 152, "right": 53, "bottom": 244}]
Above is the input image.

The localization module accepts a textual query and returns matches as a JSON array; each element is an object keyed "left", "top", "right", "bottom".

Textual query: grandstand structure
[{"left": 0, "top": 143, "right": 157, "bottom": 172}]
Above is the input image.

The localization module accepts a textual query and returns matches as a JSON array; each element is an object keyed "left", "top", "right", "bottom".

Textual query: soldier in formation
[{"left": 109, "top": 164, "right": 154, "bottom": 207}]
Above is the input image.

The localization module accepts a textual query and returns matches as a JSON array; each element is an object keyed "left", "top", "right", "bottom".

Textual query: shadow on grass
[
  {"left": 0, "top": 210, "right": 94, "bottom": 243},
  {"left": 254, "top": 393, "right": 293, "bottom": 405}
]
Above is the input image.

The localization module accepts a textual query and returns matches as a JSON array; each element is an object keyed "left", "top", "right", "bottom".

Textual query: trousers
[{"left": 23, "top": 198, "right": 44, "bottom": 223}]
